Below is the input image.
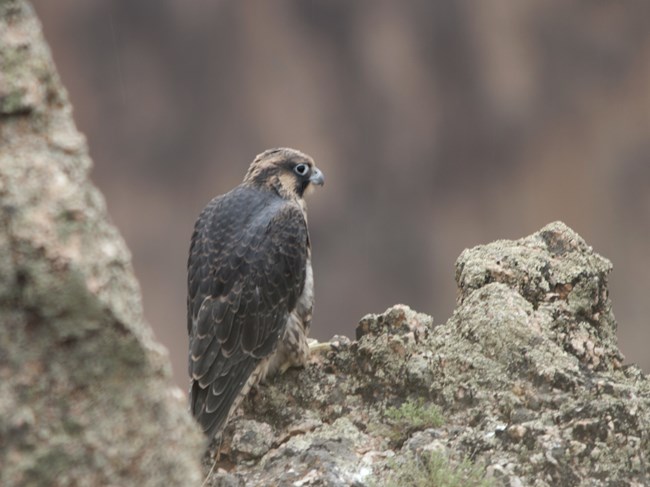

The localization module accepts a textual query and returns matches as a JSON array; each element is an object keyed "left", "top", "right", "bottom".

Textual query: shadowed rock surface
[
  {"left": 0, "top": 2, "right": 203, "bottom": 485},
  {"left": 211, "top": 222, "right": 649, "bottom": 487}
]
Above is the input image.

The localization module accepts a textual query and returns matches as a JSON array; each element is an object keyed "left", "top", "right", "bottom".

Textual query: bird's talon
[{"left": 308, "top": 341, "right": 333, "bottom": 355}]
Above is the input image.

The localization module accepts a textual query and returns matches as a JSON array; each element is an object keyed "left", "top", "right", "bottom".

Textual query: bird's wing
[{"left": 187, "top": 189, "right": 308, "bottom": 437}]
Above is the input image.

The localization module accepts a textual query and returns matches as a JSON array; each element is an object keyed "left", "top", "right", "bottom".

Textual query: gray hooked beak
[{"left": 310, "top": 167, "right": 325, "bottom": 186}]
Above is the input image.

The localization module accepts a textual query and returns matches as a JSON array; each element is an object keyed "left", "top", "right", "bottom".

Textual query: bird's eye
[{"left": 294, "top": 163, "right": 309, "bottom": 176}]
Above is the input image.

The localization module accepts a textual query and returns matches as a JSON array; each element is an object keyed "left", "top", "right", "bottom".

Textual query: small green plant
[
  {"left": 381, "top": 451, "right": 495, "bottom": 487},
  {"left": 385, "top": 398, "right": 444, "bottom": 433}
]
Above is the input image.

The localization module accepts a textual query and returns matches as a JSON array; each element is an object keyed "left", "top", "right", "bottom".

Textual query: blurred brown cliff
[{"left": 31, "top": 0, "right": 650, "bottom": 389}]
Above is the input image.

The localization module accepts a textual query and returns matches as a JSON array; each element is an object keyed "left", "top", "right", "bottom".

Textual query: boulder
[
  {"left": 0, "top": 2, "right": 204, "bottom": 485},
  {"left": 213, "top": 222, "right": 649, "bottom": 487}
]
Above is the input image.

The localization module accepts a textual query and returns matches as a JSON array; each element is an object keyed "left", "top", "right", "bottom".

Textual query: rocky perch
[{"left": 212, "top": 222, "right": 650, "bottom": 487}]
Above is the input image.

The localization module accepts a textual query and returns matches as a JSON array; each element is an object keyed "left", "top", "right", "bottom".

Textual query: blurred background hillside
[{"left": 32, "top": 1, "right": 650, "bottom": 389}]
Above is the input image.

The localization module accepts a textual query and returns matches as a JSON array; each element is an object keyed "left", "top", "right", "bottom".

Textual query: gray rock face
[
  {"left": 212, "top": 222, "right": 649, "bottom": 487},
  {"left": 0, "top": 2, "right": 203, "bottom": 486}
]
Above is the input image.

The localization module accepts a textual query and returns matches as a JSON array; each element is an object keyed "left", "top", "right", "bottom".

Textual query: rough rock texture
[
  {"left": 0, "top": 2, "right": 203, "bottom": 486},
  {"left": 211, "top": 222, "right": 650, "bottom": 487}
]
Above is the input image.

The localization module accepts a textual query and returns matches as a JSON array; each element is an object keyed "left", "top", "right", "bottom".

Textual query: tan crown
[{"left": 243, "top": 148, "right": 319, "bottom": 200}]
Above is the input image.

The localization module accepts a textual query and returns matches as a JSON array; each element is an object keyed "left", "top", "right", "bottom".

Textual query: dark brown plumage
[{"left": 187, "top": 148, "right": 324, "bottom": 442}]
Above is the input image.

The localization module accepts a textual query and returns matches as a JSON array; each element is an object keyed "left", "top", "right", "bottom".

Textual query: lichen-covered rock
[
  {"left": 0, "top": 2, "right": 203, "bottom": 486},
  {"left": 456, "top": 221, "right": 622, "bottom": 372},
  {"left": 209, "top": 222, "right": 649, "bottom": 487}
]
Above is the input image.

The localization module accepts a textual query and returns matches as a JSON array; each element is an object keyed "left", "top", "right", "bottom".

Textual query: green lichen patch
[
  {"left": 381, "top": 398, "right": 444, "bottom": 444},
  {"left": 380, "top": 451, "right": 494, "bottom": 487}
]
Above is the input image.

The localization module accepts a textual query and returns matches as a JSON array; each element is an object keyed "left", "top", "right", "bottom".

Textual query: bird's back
[
  {"left": 187, "top": 184, "right": 308, "bottom": 438},
  {"left": 187, "top": 186, "right": 286, "bottom": 323}
]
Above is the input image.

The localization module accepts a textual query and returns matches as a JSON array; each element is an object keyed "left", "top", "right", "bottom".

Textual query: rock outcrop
[
  {"left": 212, "top": 222, "right": 649, "bottom": 487},
  {"left": 0, "top": 2, "right": 203, "bottom": 485}
]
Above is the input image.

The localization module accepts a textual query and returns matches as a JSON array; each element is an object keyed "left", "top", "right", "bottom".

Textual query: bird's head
[{"left": 243, "top": 148, "right": 325, "bottom": 200}]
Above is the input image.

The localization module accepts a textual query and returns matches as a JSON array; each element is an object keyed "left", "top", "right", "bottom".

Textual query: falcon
[{"left": 187, "top": 148, "right": 324, "bottom": 442}]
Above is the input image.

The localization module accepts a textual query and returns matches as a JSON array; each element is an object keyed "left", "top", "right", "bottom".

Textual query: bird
[{"left": 187, "top": 148, "right": 324, "bottom": 444}]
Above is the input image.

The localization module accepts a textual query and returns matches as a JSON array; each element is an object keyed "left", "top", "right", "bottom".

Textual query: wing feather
[{"left": 187, "top": 186, "right": 308, "bottom": 436}]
